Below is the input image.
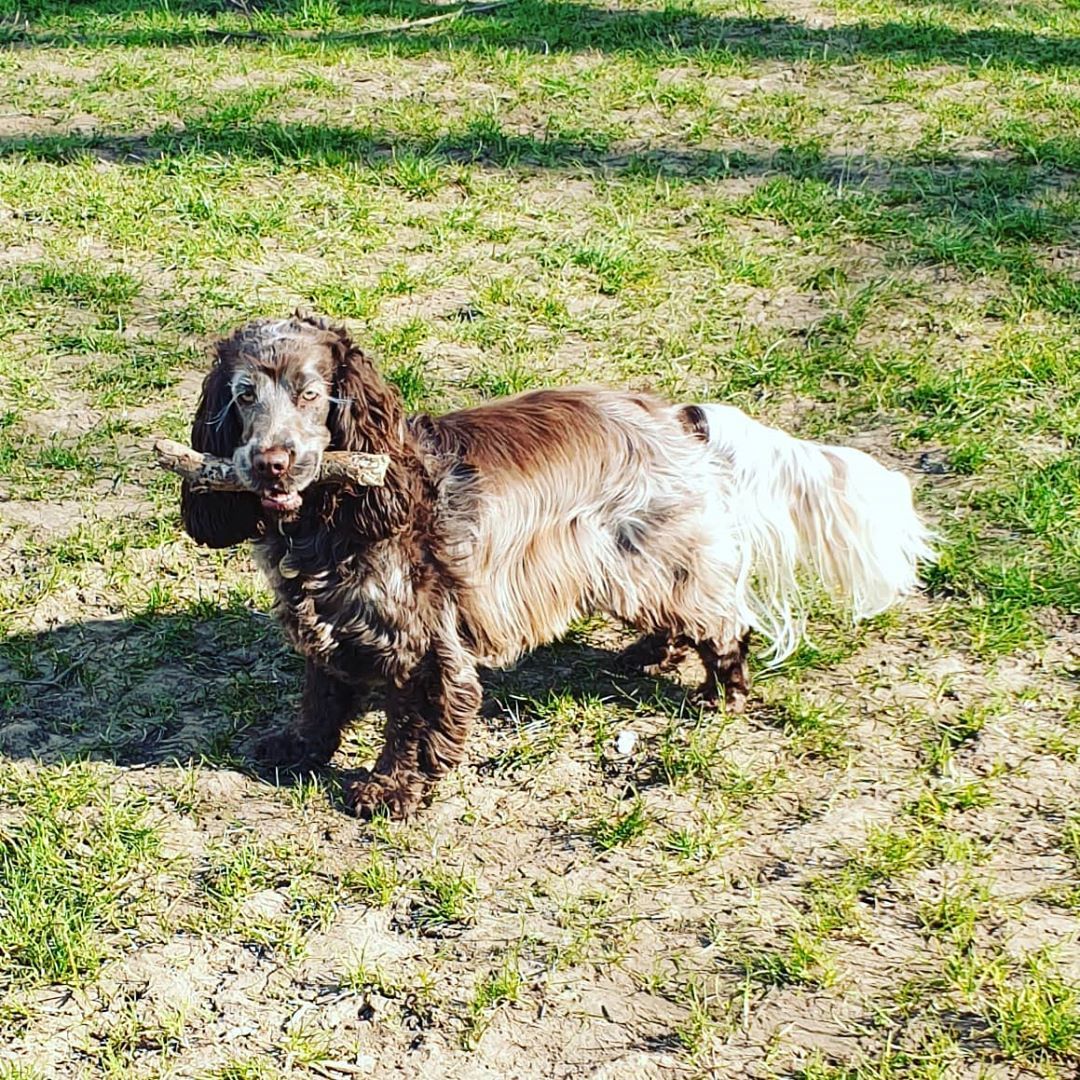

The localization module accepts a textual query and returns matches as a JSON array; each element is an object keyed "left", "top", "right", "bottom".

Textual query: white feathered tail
[{"left": 698, "top": 404, "right": 935, "bottom": 661}]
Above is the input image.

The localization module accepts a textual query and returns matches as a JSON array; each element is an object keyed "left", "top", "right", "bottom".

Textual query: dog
[{"left": 180, "top": 313, "right": 934, "bottom": 818}]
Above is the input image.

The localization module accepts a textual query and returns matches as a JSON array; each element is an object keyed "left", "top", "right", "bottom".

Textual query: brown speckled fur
[{"left": 183, "top": 316, "right": 758, "bottom": 817}]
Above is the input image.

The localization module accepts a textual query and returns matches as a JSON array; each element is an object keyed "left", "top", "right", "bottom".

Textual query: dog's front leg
[
  {"left": 345, "top": 631, "right": 481, "bottom": 820},
  {"left": 252, "top": 658, "right": 363, "bottom": 768}
]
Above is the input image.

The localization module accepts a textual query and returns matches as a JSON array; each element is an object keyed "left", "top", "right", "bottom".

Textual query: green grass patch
[{"left": 0, "top": 764, "right": 162, "bottom": 985}]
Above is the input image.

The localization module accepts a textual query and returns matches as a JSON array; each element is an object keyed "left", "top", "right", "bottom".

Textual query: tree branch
[{"left": 153, "top": 438, "right": 389, "bottom": 491}]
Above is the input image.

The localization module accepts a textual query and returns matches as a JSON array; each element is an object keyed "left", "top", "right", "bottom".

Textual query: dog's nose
[{"left": 252, "top": 446, "right": 292, "bottom": 480}]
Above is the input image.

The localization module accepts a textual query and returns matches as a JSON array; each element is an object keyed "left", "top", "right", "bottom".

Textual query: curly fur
[{"left": 182, "top": 314, "right": 934, "bottom": 819}]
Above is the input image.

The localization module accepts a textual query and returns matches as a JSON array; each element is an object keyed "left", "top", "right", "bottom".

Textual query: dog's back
[{"left": 416, "top": 388, "right": 726, "bottom": 668}]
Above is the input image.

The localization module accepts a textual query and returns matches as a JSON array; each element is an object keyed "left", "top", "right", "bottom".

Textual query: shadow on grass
[
  {"left": 2, "top": 113, "right": 1076, "bottom": 178},
  {"left": 3, "top": 1, "right": 1079, "bottom": 70},
  {"left": 0, "top": 610, "right": 686, "bottom": 772},
  {"left": 1, "top": 120, "right": 1075, "bottom": 306}
]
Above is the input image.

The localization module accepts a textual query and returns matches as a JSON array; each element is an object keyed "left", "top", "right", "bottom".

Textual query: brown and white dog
[{"left": 181, "top": 313, "right": 934, "bottom": 818}]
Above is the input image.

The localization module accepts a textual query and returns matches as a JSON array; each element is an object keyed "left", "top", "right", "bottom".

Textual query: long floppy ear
[
  {"left": 304, "top": 315, "right": 417, "bottom": 540},
  {"left": 314, "top": 317, "right": 406, "bottom": 456},
  {"left": 180, "top": 356, "right": 264, "bottom": 548}
]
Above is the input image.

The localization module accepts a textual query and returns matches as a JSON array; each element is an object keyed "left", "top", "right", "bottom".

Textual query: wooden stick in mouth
[{"left": 153, "top": 438, "right": 390, "bottom": 491}]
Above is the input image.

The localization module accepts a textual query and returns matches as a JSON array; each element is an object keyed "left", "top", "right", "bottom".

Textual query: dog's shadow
[{"left": 0, "top": 609, "right": 694, "bottom": 779}]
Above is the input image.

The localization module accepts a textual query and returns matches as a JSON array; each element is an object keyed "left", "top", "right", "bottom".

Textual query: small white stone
[{"left": 615, "top": 730, "right": 637, "bottom": 756}]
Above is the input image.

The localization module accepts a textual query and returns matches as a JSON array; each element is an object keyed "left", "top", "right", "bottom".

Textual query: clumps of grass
[
  {"left": 465, "top": 360, "right": 542, "bottom": 399},
  {"left": 278, "top": 1023, "right": 334, "bottom": 1072},
  {"left": 366, "top": 319, "right": 440, "bottom": 410},
  {"left": 983, "top": 957, "right": 1080, "bottom": 1062},
  {"left": 588, "top": 797, "right": 649, "bottom": 851},
  {"left": 490, "top": 718, "right": 565, "bottom": 774},
  {"left": 847, "top": 825, "right": 940, "bottom": 886},
  {"left": 341, "top": 960, "right": 439, "bottom": 1033},
  {"left": 946, "top": 951, "right": 1080, "bottom": 1064},
  {"left": 569, "top": 240, "right": 654, "bottom": 295},
  {"left": 664, "top": 809, "right": 733, "bottom": 865},
  {"left": 923, "top": 704, "right": 993, "bottom": 774},
  {"left": 88, "top": 995, "right": 189, "bottom": 1078},
  {"left": 200, "top": 838, "right": 290, "bottom": 907},
  {"left": 492, "top": 691, "right": 614, "bottom": 772},
  {"left": 804, "top": 863, "right": 876, "bottom": 940},
  {"left": 675, "top": 977, "right": 730, "bottom": 1065},
  {"left": 0, "top": 764, "right": 162, "bottom": 986},
  {"left": 768, "top": 691, "right": 850, "bottom": 762},
  {"left": 33, "top": 261, "right": 141, "bottom": 313},
  {"left": 657, "top": 717, "right": 779, "bottom": 808},
  {"left": 1060, "top": 816, "right": 1080, "bottom": 909},
  {"left": 195, "top": 833, "right": 333, "bottom": 957},
  {"left": 924, "top": 455, "right": 1080, "bottom": 656},
  {"left": 383, "top": 356, "right": 436, "bottom": 411},
  {"left": 1063, "top": 816, "right": 1080, "bottom": 868},
  {"left": 719, "top": 928, "right": 838, "bottom": 990},
  {"left": 209, "top": 1057, "right": 281, "bottom": 1080},
  {"left": 379, "top": 151, "right": 450, "bottom": 199},
  {"left": 50, "top": 326, "right": 128, "bottom": 356},
  {"left": 370, "top": 317, "right": 428, "bottom": 361},
  {"left": 343, "top": 848, "right": 401, "bottom": 908},
  {"left": 412, "top": 867, "right": 477, "bottom": 931},
  {"left": 341, "top": 959, "right": 405, "bottom": 999},
  {"left": 78, "top": 348, "right": 180, "bottom": 408},
  {"left": 550, "top": 890, "right": 639, "bottom": 970},
  {"left": 656, "top": 716, "right": 729, "bottom": 788},
  {"left": 0, "top": 1064, "right": 48, "bottom": 1080},
  {"left": 305, "top": 281, "right": 379, "bottom": 321},
  {"left": 903, "top": 779, "right": 993, "bottom": 824},
  {"left": 198, "top": 670, "right": 292, "bottom": 765},
  {"left": 464, "top": 955, "right": 522, "bottom": 1047},
  {"left": 810, "top": 819, "right": 985, "bottom": 925},
  {"left": 915, "top": 878, "right": 989, "bottom": 952},
  {"left": 795, "top": 1038, "right": 962, "bottom": 1080},
  {"left": 218, "top": 672, "right": 291, "bottom": 735}
]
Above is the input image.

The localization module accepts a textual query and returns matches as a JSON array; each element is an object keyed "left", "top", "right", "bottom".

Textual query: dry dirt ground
[{"left": 0, "top": 1, "right": 1078, "bottom": 1077}]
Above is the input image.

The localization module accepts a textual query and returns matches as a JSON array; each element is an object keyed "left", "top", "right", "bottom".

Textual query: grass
[
  {"left": 588, "top": 796, "right": 650, "bottom": 850},
  {"left": 464, "top": 955, "right": 523, "bottom": 1046},
  {"left": 0, "top": 0, "right": 1077, "bottom": 1074},
  {"left": 0, "top": 764, "right": 162, "bottom": 986},
  {"left": 412, "top": 866, "right": 478, "bottom": 930}
]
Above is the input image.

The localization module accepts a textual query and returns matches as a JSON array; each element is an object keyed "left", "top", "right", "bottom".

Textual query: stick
[
  {"left": 203, "top": 0, "right": 516, "bottom": 41},
  {"left": 153, "top": 438, "right": 389, "bottom": 491},
  {"left": 344, "top": 0, "right": 516, "bottom": 36}
]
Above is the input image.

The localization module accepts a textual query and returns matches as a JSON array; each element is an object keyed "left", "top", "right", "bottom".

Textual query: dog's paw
[
  {"left": 617, "top": 633, "right": 688, "bottom": 676},
  {"left": 250, "top": 728, "right": 325, "bottom": 770},
  {"left": 343, "top": 770, "right": 425, "bottom": 821},
  {"left": 690, "top": 685, "right": 746, "bottom": 715},
  {"left": 725, "top": 689, "right": 748, "bottom": 715}
]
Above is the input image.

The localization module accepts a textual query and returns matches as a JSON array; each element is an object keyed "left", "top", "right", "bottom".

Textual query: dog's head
[{"left": 182, "top": 313, "right": 406, "bottom": 547}]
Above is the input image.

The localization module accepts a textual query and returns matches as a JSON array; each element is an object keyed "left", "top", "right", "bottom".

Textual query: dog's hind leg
[
  {"left": 618, "top": 630, "right": 689, "bottom": 675},
  {"left": 694, "top": 630, "right": 752, "bottom": 713},
  {"left": 630, "top": 528, "right": 752, "bottom": 711}
]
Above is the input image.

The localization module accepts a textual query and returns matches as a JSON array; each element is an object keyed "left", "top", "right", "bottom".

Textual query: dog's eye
[
  {"left": 237, "top": 389, "right": 255, "bottom": 404},
  {"left": 300, "top": 388, "right": 321, "bottom": 402}
]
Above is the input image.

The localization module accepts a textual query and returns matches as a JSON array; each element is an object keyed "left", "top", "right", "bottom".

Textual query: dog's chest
[{"left": 253, "top": 537, "right": 418, "bottom": 675}]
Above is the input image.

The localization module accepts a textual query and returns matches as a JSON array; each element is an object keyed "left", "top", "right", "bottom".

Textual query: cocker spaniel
[{"left": 181, "top": 314, "right": 933, "bottom": 818}]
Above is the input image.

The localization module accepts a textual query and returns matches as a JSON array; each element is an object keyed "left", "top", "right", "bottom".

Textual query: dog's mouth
[
  {"left": 238, "top": 450, "right": 321, "bottom": 515},
  {"left": 259, "top": 488, "right": 303, "bottom": 514},
  {"left": 254, "top": 465, "right": 318, "bottom": 516}
]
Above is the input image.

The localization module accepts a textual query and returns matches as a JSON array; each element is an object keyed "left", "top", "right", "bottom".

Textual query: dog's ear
[
  {"left": 307, "top": 315, "right": 406, "bottom": 457},
  {"left": 180, "top": 350, "right": 264, "bottom": 548},
  {"left": 300, "top": 315, "right": 417, "bottom": 540}
]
